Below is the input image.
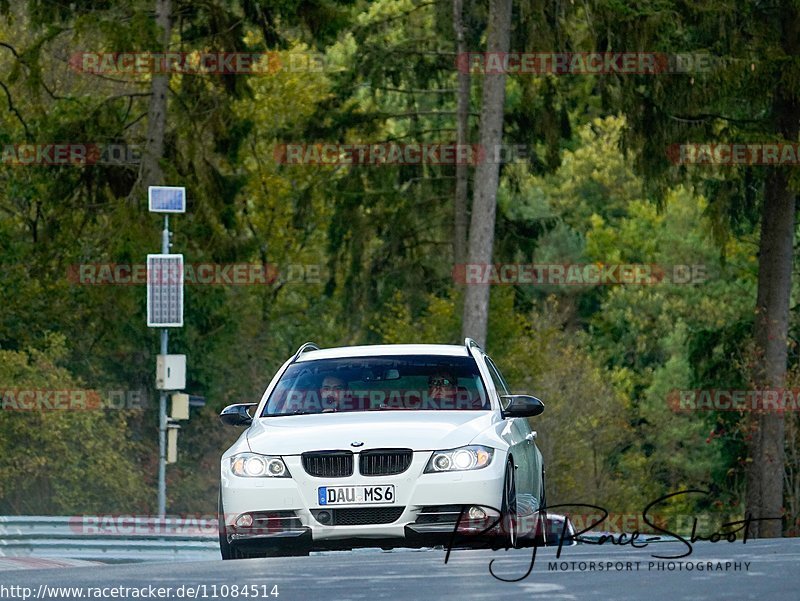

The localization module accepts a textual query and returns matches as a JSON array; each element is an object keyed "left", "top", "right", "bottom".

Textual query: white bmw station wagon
[{"left": 218, "top": 339, "right": 547, "bottom": 559}]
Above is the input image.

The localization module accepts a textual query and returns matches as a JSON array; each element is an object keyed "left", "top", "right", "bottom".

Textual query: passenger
[
  {"left": 426, "top": 370, "right": 458, "bottom": 408},
  {"left": 426, "top": 370, "right": 477, "bottom": 408}
]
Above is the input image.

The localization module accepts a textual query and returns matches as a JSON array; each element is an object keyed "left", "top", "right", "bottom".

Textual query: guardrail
[
  {"left": 1, "top": 515, "right": 675, "bottom": 563},
  {"left": 0, "top": 516, "right": 219, "bottom": 562}
]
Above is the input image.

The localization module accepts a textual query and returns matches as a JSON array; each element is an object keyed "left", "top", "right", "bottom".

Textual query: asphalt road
[{"left": 0, "top": 539, "right": 797, "bottom": 601}]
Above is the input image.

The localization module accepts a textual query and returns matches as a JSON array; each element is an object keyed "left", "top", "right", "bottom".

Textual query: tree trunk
[
  {"left": 460, "top": 0, "right": 512, "bottom": 346},
  {"left": 138, "top": 0, "right": 172, "bottom": 190},
  {"left": 745, "top": 3, "right": 800, "bottom": 539},
  {"left": 453, "top": 0, "right": 470, "bottom": 266},
  {"left": 747, "top": 169, "right": 794, "bottom": 538}
]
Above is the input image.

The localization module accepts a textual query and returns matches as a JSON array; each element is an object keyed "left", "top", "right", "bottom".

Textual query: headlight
[
  {"left": 230, "top": 453, "right": 290, "bottom": 478},
  {"left": 424, "top": 445, "right": 494, "bottom": 473}
]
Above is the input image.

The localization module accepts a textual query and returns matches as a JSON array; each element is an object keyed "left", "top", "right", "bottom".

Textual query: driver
[{"left": 320, "top": 375, "right": 347, "bottom": 412}]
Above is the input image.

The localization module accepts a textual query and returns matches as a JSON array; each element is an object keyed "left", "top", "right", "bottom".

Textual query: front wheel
[
  {"left": 540, "top": 466, "right": 547, "bottom": 512},
  {"left": 501, "top": 459, "right": 518, "bottom": 549},
  {"left": 218, "top": 490, "right": 235, "bottom": 560},
  {"left": 534, "top": 467, "right": 548, "bottom": 546}
]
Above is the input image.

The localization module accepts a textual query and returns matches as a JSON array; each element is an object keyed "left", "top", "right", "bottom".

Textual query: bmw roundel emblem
[{"left": 351, "top": 441, "right": 364, "bottom": 447}]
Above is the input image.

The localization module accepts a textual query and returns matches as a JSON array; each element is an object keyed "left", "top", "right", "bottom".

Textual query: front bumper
[{"left": 220, "top": 449, "right": 508, "bottom": 550}]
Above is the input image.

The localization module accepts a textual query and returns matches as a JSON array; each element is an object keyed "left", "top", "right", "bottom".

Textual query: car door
[{"left": 484, "top": 355, "right": 536, "bottom": 497}]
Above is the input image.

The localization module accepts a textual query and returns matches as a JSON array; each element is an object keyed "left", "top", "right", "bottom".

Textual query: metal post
[{"left": 157, "top": 215, "right": 170, "bottom": 517}]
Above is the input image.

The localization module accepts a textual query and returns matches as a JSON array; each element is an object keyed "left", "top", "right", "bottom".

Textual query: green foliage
[
  {"left": 490, "top": 295, "right": 636, "bottom": 510},
  {"left": 497, "top": 115, "right": 759, "bottom": 512},
  {"left": 0, "top": 335, "right": 147, "bottom": 513},
  {"left": 0, "top": 0, "right": 796, "bottom": 525}
]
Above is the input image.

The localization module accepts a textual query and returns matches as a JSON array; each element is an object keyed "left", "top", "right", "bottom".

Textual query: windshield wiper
[{"left": 265, "top": 410, "right": 322, "bottom": 417}]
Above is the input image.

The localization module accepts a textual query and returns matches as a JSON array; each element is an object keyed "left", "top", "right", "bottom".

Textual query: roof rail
[
  {"left": 464, "top": 338, "right": 482, "bottom": 353},
  {"left": 292, "top": 341, "right": 320, "bottom": 363}
]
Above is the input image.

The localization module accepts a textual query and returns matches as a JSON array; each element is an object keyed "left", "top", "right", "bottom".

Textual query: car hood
[{"left": 246, "top": 411, "right": 498, "bottom": 455}]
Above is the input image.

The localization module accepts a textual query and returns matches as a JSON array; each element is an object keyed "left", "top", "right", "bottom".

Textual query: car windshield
[{"left": 261, "top": 354, "right": 489, "bottom": 416}]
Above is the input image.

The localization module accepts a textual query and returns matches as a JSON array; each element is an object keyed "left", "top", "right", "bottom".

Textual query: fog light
[
  {"left": 235, "top": 514, "right": 253, "bottom": 528},
  {"left": 468, "top": 506, "right": 487, "bottom": 520}
]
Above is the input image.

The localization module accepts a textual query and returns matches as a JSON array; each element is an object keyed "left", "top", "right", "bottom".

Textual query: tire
[
  {"left": 540, "top": 466, "right": 547, "bottom": 512},
  {"left": 218, "top": 489, "right": 235, "bottom": 560},
  {"left": 501, "top": 459, "right": 518, "bottom": 549},
  {"left": 535, "top": 467, "right": 548, "bottom": 546}
]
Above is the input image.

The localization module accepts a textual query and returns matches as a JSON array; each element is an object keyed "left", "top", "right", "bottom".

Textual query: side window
[{"left": 484, "top": 356, "right": 510, "bottom": 408}]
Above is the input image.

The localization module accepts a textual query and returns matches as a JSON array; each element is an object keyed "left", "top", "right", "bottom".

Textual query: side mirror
[
  {"left": 219, "top": 403, "right": 257, "bottom": 427},
  {"left": 500, "top": 395, "right": 544, "bottom": 418}
]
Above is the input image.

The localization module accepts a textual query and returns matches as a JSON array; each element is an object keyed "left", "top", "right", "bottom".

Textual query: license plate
[{"left": 318, "top": 485, "right": 395, "bottom": 505}]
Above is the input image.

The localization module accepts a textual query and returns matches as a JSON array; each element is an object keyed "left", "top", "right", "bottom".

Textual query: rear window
[{"left": 261, "top": 355, "right": 489, "bottom": 416}]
